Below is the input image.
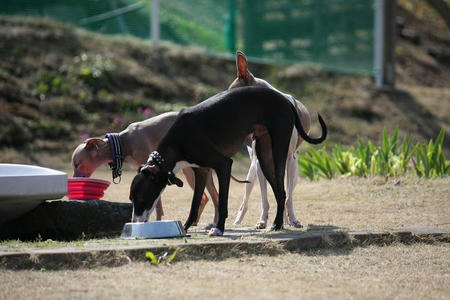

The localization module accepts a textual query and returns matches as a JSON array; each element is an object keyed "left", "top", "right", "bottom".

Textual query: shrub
[
  {"left": 298, "top": 128, "right": 449, "bottom": 180},
  {"left": 0, "top": 114, "right": 32, "bottom": 148},
  {"left": 412, "top": 129, "right": 449, "bottom": 178},
  {"left": 39, "top": 97, "right": 86, "bottom": 122}
]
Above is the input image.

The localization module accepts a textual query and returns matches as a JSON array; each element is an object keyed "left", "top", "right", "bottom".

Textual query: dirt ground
[
  {"left": 1, "top": 165, "right": 448, "bottom": 252},
  {"left": 94, "top": 168, "right": 450, "bottom": 233},
  {"left": 1, "top": 166, "right": 449, "bottom": 298},
  {"left": 1, "top": 243, "right": 448, "bottom": 299}
]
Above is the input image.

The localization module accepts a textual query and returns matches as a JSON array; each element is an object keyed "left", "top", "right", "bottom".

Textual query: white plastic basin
[{"left": 0, "top": 164, "right": 67, "bottom": 223}]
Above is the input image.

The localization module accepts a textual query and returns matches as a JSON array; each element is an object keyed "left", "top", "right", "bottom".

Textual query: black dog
[{"left": 129, "top": 86, "right": 327, "bottom": 236}]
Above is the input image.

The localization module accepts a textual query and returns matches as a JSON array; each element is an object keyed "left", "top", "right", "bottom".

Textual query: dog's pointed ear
[
  {"left": 85, "top": 138, "right": 106, "bottom": 152},
  {"left": 236, "top": 51, "right": 248, "bottom": 78},
  {"left": 236, "top": 51, "right": 255, "bottom": 84},
  {"left": 168, "top": 172, "right": 184, "bottom": 187}
]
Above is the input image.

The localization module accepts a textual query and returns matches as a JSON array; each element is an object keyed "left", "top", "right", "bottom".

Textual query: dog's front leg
[
  {"left": 205, "top": 170, "right": 219, "bottom": 229},
  {"left": 182, "top": 167, "right": 210, "bottom": 227},
  {"left": 155, "top": 196, "right": 164, "bottom": 221},
  {"left": 209, "top": 158, "right": 233, "bottom": 236},
  {"left": 184, "top": 167, "right": 208, "bottom": 231}
]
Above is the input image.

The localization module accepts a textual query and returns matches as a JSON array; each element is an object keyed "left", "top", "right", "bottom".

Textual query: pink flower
[
  {"left": 114, "top": 116, "right": 122, "bottom": 125},
  {"left": 143, "top": 107, "right": 152, "bottom": 116},
  {"left": 137, "top": 106, "right": 143, "bottom": 114}
]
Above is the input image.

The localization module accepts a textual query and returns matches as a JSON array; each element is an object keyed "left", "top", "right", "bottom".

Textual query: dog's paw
[
  {"left": 208, "top": 228, "right": 223, "bottom": 236},
  {"left": 204, "top": 223, "right": 216, "bottom": 230},
  {"left": 255, "top": 221, "right": 267, "bottom": 230},
  {"left": 289, "top": 219, "right": 303, "bottom": 228},
  {"left": 270, "top": 224, "right": 284, "bottom": 231}
]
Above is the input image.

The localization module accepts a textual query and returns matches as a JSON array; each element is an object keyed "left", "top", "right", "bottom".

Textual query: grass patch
[{"left": 1, "top": 243, "right": 448, "bottom": 298}]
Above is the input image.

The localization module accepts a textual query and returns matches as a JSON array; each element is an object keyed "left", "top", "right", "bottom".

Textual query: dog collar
[
  {"left": 145, "top": 151, "right": 180, "bottom": 186},
  {"left": 106, "top": 133, "right": 124, "bottom": 184},
  {"left": 147, "top": 151, "right": 165, "bottom": 167}
]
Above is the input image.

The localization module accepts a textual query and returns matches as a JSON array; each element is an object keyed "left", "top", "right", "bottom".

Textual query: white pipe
[
  {"left": 79, "top": 1, "right": 143, "bottom": 25},
  {"left": 151, "top": 0, "right": 160, "bottom": 48},
  {"left": 374, "top": 0, "right": 385, "bottom": 87}
]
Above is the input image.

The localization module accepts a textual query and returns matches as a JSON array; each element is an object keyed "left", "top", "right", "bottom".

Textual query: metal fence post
[
  {"left": 226, "top": 0, "right": 236, "bottom": 53},
  {"left": 151, "top": 0, "right": 160, "bottom": 48},
  {"left": 374, "top": 0, "right": 396, "bottom": 88}
]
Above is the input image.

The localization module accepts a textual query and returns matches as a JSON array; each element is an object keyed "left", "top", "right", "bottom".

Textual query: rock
[{"left": 0, "top": 200, "right": 132, "bottom": 240}]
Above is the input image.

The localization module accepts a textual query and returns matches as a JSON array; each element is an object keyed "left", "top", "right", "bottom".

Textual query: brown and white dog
[
  {"left": 229, "top": 51, "right": 311, "bottom": 229},
  {"left": 71, "top": 112, "right": 219, "bottom": 227}
]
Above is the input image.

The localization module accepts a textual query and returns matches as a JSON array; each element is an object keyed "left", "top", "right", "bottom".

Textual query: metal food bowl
[{"left": 120, "top": 220, "right": 186, "bottom": 239}]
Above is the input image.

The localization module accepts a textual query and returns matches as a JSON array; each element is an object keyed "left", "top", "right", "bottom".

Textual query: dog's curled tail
[
  {"left": 231, "top": 174, "right": 250, "bottom": 184},
  {"left": 291, "top": 105, "right": 327, "bottom": 144}
]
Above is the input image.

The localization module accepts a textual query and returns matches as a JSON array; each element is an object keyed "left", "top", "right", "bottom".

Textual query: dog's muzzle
[{"left": 131, "top": 207, "right": 151, "bottom": 223}]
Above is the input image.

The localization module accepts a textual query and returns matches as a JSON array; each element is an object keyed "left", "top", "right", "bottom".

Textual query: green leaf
[
  {"left": 167, "top": 250, "right": 177, "bottom": 264},
  {"left": 145, "top": 251, "right": 159, "bottom": 265}
]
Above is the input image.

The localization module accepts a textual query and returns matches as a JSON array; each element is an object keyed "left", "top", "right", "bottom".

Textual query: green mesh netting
[{"left": 3, "top": 0, "right": 374, "bottom": 75}]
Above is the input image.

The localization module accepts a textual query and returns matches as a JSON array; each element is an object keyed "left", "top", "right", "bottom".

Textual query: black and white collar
[
  {"left": 146, "top": 151, "right": 179, "bottom": 186},
  {"left": 106, "top": 133, "right": 124, "bottom": 184},
  {"left": 147, "top": 151, "right": 165, "bottom": 167}
]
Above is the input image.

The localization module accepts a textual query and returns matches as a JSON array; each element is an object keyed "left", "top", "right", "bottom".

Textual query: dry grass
[
  {"left": 1, "top": 156, "right": 449, "bottom": 299},
  {"left": 90, "top": 164, "right": 450, "bottom": 233},
  {"left": 1, "top": 163, "right": 447, "bottom": 252},
  {"left": 1, "top": 243, "right": 448, "bottom": 299}
]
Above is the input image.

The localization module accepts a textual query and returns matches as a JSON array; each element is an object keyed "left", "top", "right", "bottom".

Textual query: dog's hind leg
[
  {"left": 270, "top": 137, "right": 290, "bottom": 231},
  {"left": 254, "top": 134, "right": 280, "bottom": 229},
  {"left": 255, "top": 160, "right": 269, "bottom": 229},
  {"left": 285, "top": 152, "right": 303, "bottom": 228},
  {"left": 233, "top": 140, "right": 270, "bottom": 229},
  {"left": 234, "top": 145, "right": 258, "bottom": 225},
  {"left": 183, "top": 167, "right": 209, "bottom": 231},
  {"left": 255, "top": 126, "right": 291, "bottom": 231}
]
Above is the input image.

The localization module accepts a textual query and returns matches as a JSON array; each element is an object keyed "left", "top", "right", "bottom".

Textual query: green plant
[
  {"left": 412, "top": 129, "right": 450, "bottom": 178},
  {"left": 145, "top": 250, "right": 177, "bottom": 265},
  {"left": 365, "top": 128, "right": 414, "bottom": 177},
  {"left": 333, "top": 145, "right": 367, "bottom": 177},
  {"left": 298, "top": 153, "right": 319, "bottom": 181},
  {"left": 73, "top": 53, "right": 115, "bottom": 92},
  {"left": 34, "top": 71, "right": 69, "bottom": 100},
  {"left": 299, "top": 148, "right": 335, "bottom": 179},
  {"left": 298, "top": 128, "right": 448, "bottom": 180}
]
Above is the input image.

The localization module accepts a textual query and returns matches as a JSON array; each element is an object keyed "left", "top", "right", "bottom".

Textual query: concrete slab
[{"left": 1, "top": 227, "right": 448, "bottom": 270}]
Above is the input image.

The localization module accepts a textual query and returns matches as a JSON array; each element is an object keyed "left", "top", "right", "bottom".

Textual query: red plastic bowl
[{"left": 67, "top": 177, "right": 111, "bottom": 200}]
